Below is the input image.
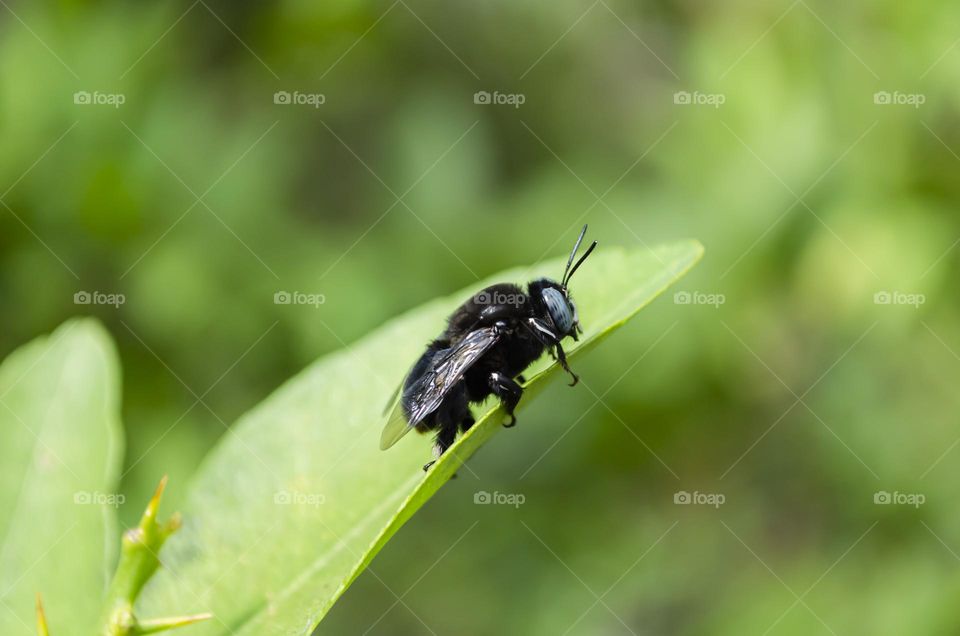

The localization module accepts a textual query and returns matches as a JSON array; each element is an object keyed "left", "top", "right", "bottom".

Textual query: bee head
[{"left": 529, "top": 225, "right": 597, "bottom": 342}]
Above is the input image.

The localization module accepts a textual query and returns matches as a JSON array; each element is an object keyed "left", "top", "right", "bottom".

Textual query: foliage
[{"left": 2, "top": 0, "right": 959, "bottom": 633}]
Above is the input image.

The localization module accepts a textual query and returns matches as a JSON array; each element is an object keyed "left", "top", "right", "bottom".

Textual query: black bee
[{"left": 381, "top": 225, "right": 597, "bottom": 470}]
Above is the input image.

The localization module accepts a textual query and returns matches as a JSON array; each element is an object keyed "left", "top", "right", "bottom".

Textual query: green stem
[
  {"left": 95, "top": 476, "right": 211, "bottom": 636},
  {"left": 35, "top": 477, "right": 211, "bottom": 636}
]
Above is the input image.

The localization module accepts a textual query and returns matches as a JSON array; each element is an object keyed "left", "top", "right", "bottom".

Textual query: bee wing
[
  {"left": 404, "top": 327, "right": 500, "bottom": 424},
  {"left": 379, "top": 327, "right": 501, "bottom": 450},
  {"left": 380, "top": 398, "right": 413, "bottom": 450},
  {"left": 382, "top": 380, "right": 403, "bottom": 416}
]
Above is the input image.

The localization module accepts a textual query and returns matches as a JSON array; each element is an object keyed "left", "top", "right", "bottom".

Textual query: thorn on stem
[
  {"left": 35, "top": 593, "right": 49, "bottom": 636},
  {"left": 136, "top": 612, "right": 214, "bottom": 634}
]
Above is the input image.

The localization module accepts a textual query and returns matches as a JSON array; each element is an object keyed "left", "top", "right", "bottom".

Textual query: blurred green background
[{"left": 2, "top": 0, "right": 959, "bottom": 633}]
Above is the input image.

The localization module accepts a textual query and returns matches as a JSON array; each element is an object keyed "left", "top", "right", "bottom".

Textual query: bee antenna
[
  {"left": 564, "top": 240, "right": 597, "bottom": 286},
  {"left": 562, "top": 225, "right": 589, "bottom": 286}
]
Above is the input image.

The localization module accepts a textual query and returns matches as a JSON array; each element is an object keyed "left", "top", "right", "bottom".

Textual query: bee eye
[{"left": 541, "top": 287, "right": 574, "bottom": 334}]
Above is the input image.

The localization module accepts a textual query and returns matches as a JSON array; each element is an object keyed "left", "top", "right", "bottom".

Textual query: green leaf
[
  {"left": 0, "top": 319, "right": 124, "bottom": 635},
  {"left": 137, "top": 241, "right": 703, "bottom": 634}
]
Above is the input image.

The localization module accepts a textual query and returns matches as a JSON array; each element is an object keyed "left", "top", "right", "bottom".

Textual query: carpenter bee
[{"left": 380, "top": 225, "right": 598, "bottom": 470}]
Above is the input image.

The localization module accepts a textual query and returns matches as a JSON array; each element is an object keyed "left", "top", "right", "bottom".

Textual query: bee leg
[
  {"left": 489, "top": 372, "right": 523, "bottom": 428},
  {"left": 516, "top": 375, "right": 526, "bottom": 384},
  {"left": 554, "top": 342, "right": 578, "bottom": 386},
  {"left": 449, "top": 384, "right": 473, "bottom": 434},
  {"left": 423, "top": 413, "right": 459, "bottom": 472}
]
